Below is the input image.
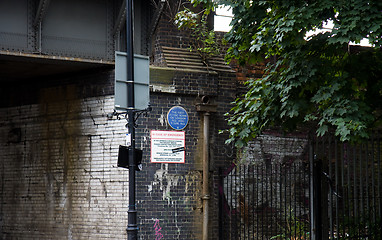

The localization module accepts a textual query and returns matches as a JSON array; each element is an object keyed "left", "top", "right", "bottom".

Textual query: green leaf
[
  {"left": 316, "top": 124, "right": 328, "bottom": 137},
  {"left": 202, "top": 0, "right": 382, "bottom": 146}
]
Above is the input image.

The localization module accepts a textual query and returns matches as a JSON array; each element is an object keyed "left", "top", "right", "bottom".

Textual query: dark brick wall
[
  {"left": 0, "top": 1, "right": 241, "bottom": 238},
  {"left": 0, "top": 65, "right": 238, "bottom": 240},
  {"left": 135, "top": 93, "right": 202, "bottom": 239},
  {"left": 133, "top": 68, "right": 238, "bottom": 239}
]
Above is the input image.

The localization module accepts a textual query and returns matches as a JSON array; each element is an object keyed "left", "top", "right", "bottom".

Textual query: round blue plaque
[{"left": 167, "top": 106, "right": 189, "bottom": 130}]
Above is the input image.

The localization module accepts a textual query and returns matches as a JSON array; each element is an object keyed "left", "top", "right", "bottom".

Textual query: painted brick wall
[
  {"left": 0, "top": 3, "right": 241, "bottom": 239},
  {"left": 0, "top": 92, "right": 130, "bottom": 239},
  {"left": 134, "top": 69, "right": 238, "bottom": 239},
  {"left": 134, "top": 93, "right": 203, "bottom": 239},
  {"left": 0, "top": 65, "right": 238, "bottom": 240}
]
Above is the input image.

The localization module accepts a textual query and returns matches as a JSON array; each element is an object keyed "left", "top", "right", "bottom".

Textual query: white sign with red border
[{"left": 150, "top": 130, "right": 185, "bottom": 163}]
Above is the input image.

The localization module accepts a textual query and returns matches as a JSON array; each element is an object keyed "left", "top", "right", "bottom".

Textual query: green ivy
[
  {"left": 176, "top": 0, "right": 382, "bottom": 147},
  {"left": 174, "top": 3, "right": 220, "bottom": 62},
  {"left": 221, "top": 0, "right": 382, "bottom": 147}
]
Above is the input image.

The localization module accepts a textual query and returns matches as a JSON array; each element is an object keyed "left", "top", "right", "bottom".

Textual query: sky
[
  {"left": 214, "top": 5, "right": 233, "bottom": 32},
  {"left": 214, "top": 7, "right": 371, "bottom": 46}
]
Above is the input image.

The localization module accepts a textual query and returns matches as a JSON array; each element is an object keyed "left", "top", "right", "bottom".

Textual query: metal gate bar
[
  {"left": 313, "top": 133, "right": 382, "bottom": 239},
  {"left": 219, "top": 133, "right": 382, "bottom": 239},
  {"left": 219, "top": 161, "right": 311, "bottom": 239}
]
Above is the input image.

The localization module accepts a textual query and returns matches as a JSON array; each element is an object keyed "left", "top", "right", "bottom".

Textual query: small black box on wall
[{"left": 117, "top": 145, "right": 143, "bottom": 170}]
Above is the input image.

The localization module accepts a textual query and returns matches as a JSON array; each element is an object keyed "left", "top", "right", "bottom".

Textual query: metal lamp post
[
  {"left": 126, "top": 0, "right": 138, "bottom": 239},
  {"left": 111, "top": 0, "right": 149, "bottom": 238}
]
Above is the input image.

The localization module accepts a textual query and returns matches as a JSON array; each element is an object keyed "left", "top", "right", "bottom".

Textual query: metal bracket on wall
[{"left": 107, "top": 105, "right": 152, "bottom": 127}]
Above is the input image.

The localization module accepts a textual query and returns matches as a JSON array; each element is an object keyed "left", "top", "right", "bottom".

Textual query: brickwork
[
  {"left": 153, "top": 13, "right": 192, "bottom": 54},
  {"left": 134, "top": 69, "right": 238, "bottom": 239},
  {"left": 0, "top": 64, "right": 238, "bottom": 240},
  {"left": 0, "top": 93, "right": 129, "bottom": 239},
  {"left": 0, "top": 2, "right": 241, "bottom": 239}
]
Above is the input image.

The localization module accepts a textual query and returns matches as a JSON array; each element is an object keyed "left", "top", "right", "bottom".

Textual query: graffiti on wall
[{"left": 153, "top": 219, "right": 163, "bottom": 240}]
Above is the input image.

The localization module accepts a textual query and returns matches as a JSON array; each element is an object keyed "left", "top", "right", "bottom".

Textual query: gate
[
  {"left": 219, "top": 133, "right": 382, "bottom": 239},
  {"left": 313, "top": 134, "right": 382, "bottom": 239},
  {"left": 218, "top": 135, "right": 311, "bottom": 240}
]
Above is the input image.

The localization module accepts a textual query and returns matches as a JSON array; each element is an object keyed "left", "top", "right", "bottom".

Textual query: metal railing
[
  {"left": 219, "top": 133, "right": 382, "bottom": 239},
  {"left": 219, "top": 160, "right": 311, "bottom": 240},
  {"left": 314, "top": 134, "right": 382, "bottom": 239}
]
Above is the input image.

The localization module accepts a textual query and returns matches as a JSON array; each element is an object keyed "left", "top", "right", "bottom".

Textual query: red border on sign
[{"left": 150, "top": 130, "right": 186, "bottom": 164}]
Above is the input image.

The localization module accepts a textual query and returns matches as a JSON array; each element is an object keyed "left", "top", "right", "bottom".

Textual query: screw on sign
[{"left": 154, "top": 219, "right": 163, "bottom": 240}]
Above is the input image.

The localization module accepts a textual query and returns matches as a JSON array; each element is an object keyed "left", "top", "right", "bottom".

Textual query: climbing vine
[{"left": 174, "top": 2, "right": 220, "bottom": 62}]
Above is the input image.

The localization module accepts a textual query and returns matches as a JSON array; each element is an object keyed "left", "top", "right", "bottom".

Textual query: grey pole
[{"left": 126, "top": 0, "right": 138, "bottom": 239}]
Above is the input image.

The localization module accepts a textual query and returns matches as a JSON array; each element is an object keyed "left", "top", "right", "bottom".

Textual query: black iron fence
[
  {"left": 313, "top": 134, "right": 382, "bottom": 239},
  {"left": 219, "top": 133, "right": 382, "bottom": 239},
  {"left": 219, "top": 161, "right": 310, "bottom": 239}
]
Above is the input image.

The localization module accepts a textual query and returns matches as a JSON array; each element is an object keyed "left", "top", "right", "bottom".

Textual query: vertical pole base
[
  {"left": 127, "top": 228, "right": 138, "bottom": 240},
  {"left": 127, "top": 208, "right": 138, "bottom": 240}
]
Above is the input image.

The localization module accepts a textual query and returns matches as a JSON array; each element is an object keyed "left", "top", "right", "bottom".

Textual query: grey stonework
[
  {"left": 0, "top": 2, "right": 240, "bottom": 239},
  {"left": 0, "top": 67, "right": 237, "bottom": 240},
  {"left": 0, "top": 95, "right": 129, "bottom": 239}
]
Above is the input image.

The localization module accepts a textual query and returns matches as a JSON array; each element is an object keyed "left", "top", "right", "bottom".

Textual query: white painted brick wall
[{"left": 0, "top": 95, "right": 132, "bottom": 239}]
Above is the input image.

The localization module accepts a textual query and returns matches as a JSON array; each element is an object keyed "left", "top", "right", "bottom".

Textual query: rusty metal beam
[
  {"left": 113, "top": 0, "right": 126, "bottom": 36},
  {"left": 0, "top": 50, "right": 114, "bottom": 65},
  {"left": 33, "top": 0, "right": 51, "bottom": 26},
  {"left": 149, "top": 0, "right": 165, "bottom": 38},
  {"left": 0, "top": 50, "right": 114, "bottom": 81}
]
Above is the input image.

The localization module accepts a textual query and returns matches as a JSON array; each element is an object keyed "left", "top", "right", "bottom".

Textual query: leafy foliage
[
  {"left": 220, "top": 0, "right": 382, "bottom": 147},
  {"left": 174, "top": 4, "right": 220, "bottom": 62},
  {"left": 176, "top": 0, "right": 382, "bottom": 147},
  {"left": 270, "top": 209, "right": 310, "bottom": 240}
]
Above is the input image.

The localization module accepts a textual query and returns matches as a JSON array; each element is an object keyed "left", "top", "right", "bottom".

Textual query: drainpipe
[
  {"left": 202, "top": 112, "right": 210, "bottom": 240},
  {"left": 196, "top": 96, "right": 217, "bottom": 240}
]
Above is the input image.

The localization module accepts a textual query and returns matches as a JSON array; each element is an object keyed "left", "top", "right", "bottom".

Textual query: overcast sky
[
  {"left": 214, "top": 7, "right": 371, "bottom": 46},
  {"left": 214, "top": 5, "right": 232, "bottom": 32}
]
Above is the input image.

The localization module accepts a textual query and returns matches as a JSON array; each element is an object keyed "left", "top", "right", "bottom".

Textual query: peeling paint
[
  {"left": 158, "top": 113, "right": 165, "bottom": 126},
  {"left": 1, "top": 94, "right": 130, "bottom": 239},
  {"left": 149, "top": 164, "right": 183, "bottom": 205},
  {"left": 151, "top": 84, "right": 176, "bottom": 93}
]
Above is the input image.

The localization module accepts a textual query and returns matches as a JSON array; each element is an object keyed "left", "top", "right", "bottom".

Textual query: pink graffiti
[{"left": 154, "top": 219, "right": 163, "bottom": 240}]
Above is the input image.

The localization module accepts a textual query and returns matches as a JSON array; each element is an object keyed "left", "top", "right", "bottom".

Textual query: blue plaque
[{"left": 167, "top": 106, "right": 189, "bottom": 130}]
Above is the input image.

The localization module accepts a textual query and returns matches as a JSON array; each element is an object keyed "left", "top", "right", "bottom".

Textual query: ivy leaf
[
  {"left": 316, "top": 124, "right": 329, "bottom": 137},
  {"left": 219, "top": 0, "right": 382, "bottom": 146}
]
